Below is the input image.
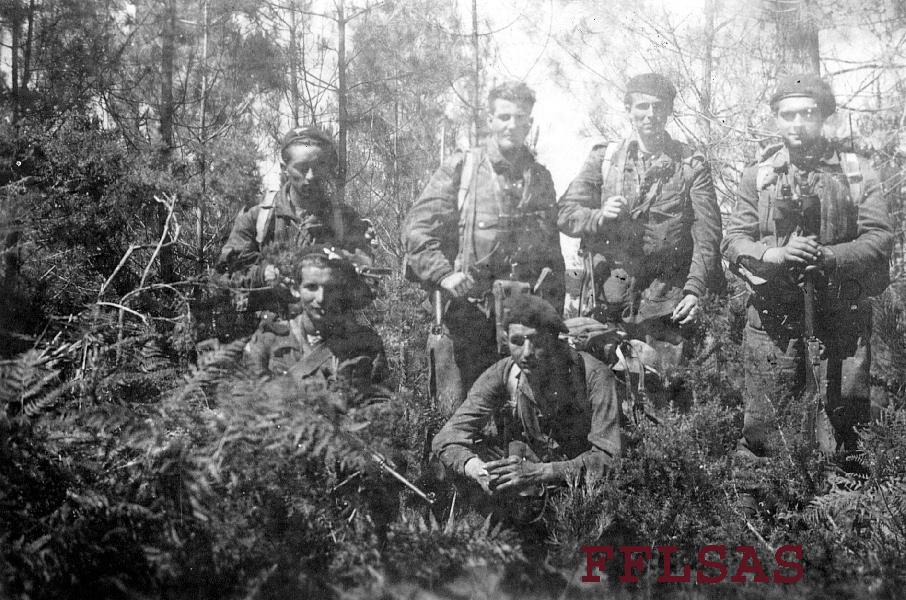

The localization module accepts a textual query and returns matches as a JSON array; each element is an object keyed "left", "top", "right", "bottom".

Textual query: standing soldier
[
  {"left": 404, "top": 81, "right": 564, "bottom": 410},
  {"left": 722, "top": 74, "right": 894, "bottom": 510},
  {"left": 216, "top": 126, "right": 373, "bottom": 311},
  {"left": 558, "top": 73, "right": 723, "bottom": 377}
]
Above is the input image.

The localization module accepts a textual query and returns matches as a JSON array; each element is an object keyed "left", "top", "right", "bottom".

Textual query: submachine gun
[{"left": 774, "top": 181, "right": 836, "bottom": 455}]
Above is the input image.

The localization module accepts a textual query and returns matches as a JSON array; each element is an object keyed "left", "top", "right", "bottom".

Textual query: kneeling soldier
[{"left": 432, "top": 294, "right": 622, "bottom": 516}]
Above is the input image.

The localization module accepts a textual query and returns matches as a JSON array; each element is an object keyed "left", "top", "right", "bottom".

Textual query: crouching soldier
[
  {"left": 431, "top": 294, "right": 622, "bottom": 526},
  {"left": 722, "top": 74, "right": 894, "bottom": 512},
  {"left": 244, "top": 247, "right": 387, "bottom": 406}
]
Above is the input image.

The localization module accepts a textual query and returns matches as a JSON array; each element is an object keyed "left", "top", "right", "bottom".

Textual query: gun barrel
[{"left": 370, "top": 452, "right": 436, "bottom": 504}]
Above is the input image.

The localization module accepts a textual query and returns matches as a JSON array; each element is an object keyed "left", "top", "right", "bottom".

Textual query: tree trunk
[
  {"left": 471, "top": 0, "right": 480, "bottom": 146},
  {"left": 11, "top": 0, "right": 20, "bottom": 123},
  {"left": 196, "top": 0, "right": 208, "bottom": 275},
  {"left": 336, "top": 0, "right": 347, "bottom": 204},
  {"left": 771, "top": 0, "right": 820, "bottom": 75},
  {"left": 700, "top": 0, "right": 717, "bottom": 140},
  {"left": 289, "top": 1, "right": 300, "bottom": 127},
  {"left": 158, "top": 0, "right": 177, "bottom": 282},
  {"left": 22, "top": 0, "right": 33, "bottom": 88}
]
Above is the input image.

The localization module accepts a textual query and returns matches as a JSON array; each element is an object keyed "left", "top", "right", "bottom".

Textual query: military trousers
[{"left": 736, "top": 300, "right": 872, "bottom": 465}]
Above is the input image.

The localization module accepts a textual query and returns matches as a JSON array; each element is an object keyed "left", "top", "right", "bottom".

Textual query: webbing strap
[
  {"left": 255, "top": 189, "right": 279, "bottom": 245},
  {"left": 839, "top": 152, "right": 863, "bottom": 204},
  {"left": 599, "top": 141, "right": 622, "bottom": 203}
]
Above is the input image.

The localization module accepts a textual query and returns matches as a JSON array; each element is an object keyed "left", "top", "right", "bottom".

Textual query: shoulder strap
[
  {"left": 255, "top": 189, "right": 280, "bottom": 245},
  {"left": 599, "top": 141, "right": 621, "bottom": 199},
  {"left": 839, "top": 152, "right": 864, "bottom": 204},
  {"left": 457, "top": 150, "right": 480, "bottom": 211},
  {"left": 455, "top": 149, "right": 484, "bottom": 273}
]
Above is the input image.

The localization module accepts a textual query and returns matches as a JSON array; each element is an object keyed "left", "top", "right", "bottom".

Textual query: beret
[
  {"left": 280, "top": 126, "right": 335, "bottom": 152},
  {"left": 769, "top": 73, "right": 836, "bottom": 116},
  {"left": 501, "top": 294, "right": 568, "bottom": 335},
  {"left": 625, "top": 73, "right": 677, "bottom": 103}
]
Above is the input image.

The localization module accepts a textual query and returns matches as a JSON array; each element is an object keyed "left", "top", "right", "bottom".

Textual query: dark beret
[
  {"left": 769, "top": 73, "right": 836, "bottom": 116},
  {"left": 625, "top": 73, "right": 677, "bottom": 103},
  {"left": 280, "top": 126, "right": 335, "bottom": 153},
  {"left": 501, "top": 294, "right": 568, "bottom": 335}
]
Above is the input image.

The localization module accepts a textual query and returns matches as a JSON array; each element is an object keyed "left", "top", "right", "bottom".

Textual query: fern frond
[
  {"left": 177, "top": 338, "right": 249, "bottom": 401},
  {"left": 1, "top": 348, "right": 65, "bottom": 416}
]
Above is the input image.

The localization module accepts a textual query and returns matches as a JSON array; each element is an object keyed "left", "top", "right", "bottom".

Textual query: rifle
[
  {"left": 335, "top": 420, "right": 437, "bottom": 505},
  {"left": 801, "top": 266, "right": 835, "bottom": 455},
  {"left": 368, "top": 450, "right": 436, "bottom": 505},
  {"left": 779, "top": 181, "right": 835, "bottom": 455}
]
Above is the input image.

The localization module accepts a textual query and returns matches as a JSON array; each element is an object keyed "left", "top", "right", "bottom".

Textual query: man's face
[
  {"left": 283, "top": 144, "right": 333, "bottom": 199},
  {"left": 507, "top": 323, "right": 557, "bottom": 377},
  {"left": 487, "top": 98, "right": 533, "bottom": 153},
  {"left": 626, "top": 92, "right": 671, "bottom": 139},
  {"left": 774, "top": 96, "right": 824, "bottom": 150},
  {"left": 298, "top": 265, "right": 344, "bottom": 326}
]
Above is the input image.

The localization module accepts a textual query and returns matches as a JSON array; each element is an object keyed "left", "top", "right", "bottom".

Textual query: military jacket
[
  {"left": 217, "top": 182, "right": 372, "bottom": 288},
  {"left": 245, "top": 313, "right": 387, "bottom": 400},
  {"left": 432, "top": 349, "right": 621, "bottom": 481},
  {"left": 558, "top": 134, "right": 723, "bottom": 299},
  {"left": 404, "top": 138, "right": 564, "bottom": 301},
  {"left": 722, "top": 144, "right": 893, "bottom": 310}
]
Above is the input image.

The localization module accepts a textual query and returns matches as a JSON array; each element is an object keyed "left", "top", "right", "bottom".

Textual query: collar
[
  {"left": 761, "top": 141, "right": 840, "bottom": 174},
  {"left": 275, "top": 181, "right": 331, "bottom": 219},
  {"left": 626, "top": 131, "right": 675, "bottom": 162},
  {"left": 484, "top": 137, "right": 534, "bottom": 175}
]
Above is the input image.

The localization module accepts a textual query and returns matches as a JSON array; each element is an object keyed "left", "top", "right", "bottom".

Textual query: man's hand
[
  {"left": 485, "top": 456, "right": 549, "bottom": 493},
  {"left": 463, "top": 457, "right": 492, "bottom": 494},
  {"left": 596, "top": 195, "right": 628, "bottom": 227},
  {"left": 263, "top": 264, "right": 280, "bottom": 285},
  {"left": 439, "top": 271, "right": 475, "bottom": 297},
  {"left": 762, "top": 234, "right": 822, "bottom": 266},
  {"left": 671, "top": 293, "right": 700, "bottom": 325}
]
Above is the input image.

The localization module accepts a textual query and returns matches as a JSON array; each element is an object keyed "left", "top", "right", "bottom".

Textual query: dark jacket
[
  {"left": 432, "top": 349, "right": 622, "bottom": 481},
  {"left": 722, "top": 144, "right": 893, "bottom": 311},
  {"left": 558, "top": 134, "right": 723, "bottom": 299},
  {"left": 217, "top": 182, "right": 372, "bottom": 288},
  {"left": 245, "top": 313, "right": 387, "bottom": 400},
  {"left": 404, "top": 138, "right": 564, "bottom": 302}
]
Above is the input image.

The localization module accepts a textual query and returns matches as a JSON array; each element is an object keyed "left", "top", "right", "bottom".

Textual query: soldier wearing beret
[
  {"left": 216, "top": 126, "right": 373, "bottom": 311},
  {"left": 722, "top": 74, "right": 894, "bottom": 509},
  {"left": 558, "top": 73, "right": 723, "bottom": 378},
  {"left": 432, "top": 294, "right": 622, "bottom": 504}
]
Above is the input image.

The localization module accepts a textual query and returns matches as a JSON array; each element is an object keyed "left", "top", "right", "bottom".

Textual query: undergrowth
[{"left": 2, "top": 279, "right": 906, "bottom": 599}]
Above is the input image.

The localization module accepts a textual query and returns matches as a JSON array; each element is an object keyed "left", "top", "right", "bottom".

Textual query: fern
[
  {"left": 177, "top": 337, "right": 249, "bottom": 402},
  {"left": 0, "top": 347, "right": 67, "bottom": 416},
  {"left": 380, "top": 509, "right": 524, "bottom": 584}
]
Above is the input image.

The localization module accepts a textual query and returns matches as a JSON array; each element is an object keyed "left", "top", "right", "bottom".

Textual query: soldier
[
  {"left": 217, "top": 126, "right": 373, "bottom": 311},
  {"left": 404, "top": 81, "right": 564, "bottom": 407},
  {"left": 432, "top": 294, "right": 622, "bottom": 504},
  {"left": 245, "top": 248, "right": 386, "bottom": 404},
  {"left": 722, "top": 74, "right": 894, "bottom": 506},
  {"left": 558, "top": 73, "right": 723, "bottom": 375}
]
